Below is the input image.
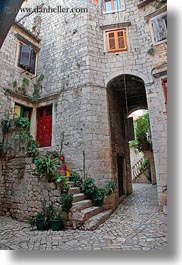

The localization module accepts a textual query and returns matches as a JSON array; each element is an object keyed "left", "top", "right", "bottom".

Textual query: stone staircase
[{"left": 66, "top": 182, "right": 113, "bottom": 230}]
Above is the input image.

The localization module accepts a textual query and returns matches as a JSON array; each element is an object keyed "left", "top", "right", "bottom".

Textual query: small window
[
  {"left": 92, "top": 0, "right": 99, "bottom": 4},
  {"left": 162, "top": 79, "right": 167, "bottom": 104},
  {"left": 104, "top": 0, "right": 122, "bottom": 13},
  {"left": 106, "top": 29, "right": 127, "bottom": 52},
  {"left": 14, "top": 103, "right": 32, "bottom": 120},
  {"left": 18, "top": 43, "right": 37, "bottom": 74},
  {"left": 151, "top": 14, "right": 167, "bottom": 44}
]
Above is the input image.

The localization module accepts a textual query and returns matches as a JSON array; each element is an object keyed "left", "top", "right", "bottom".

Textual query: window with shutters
[
  {"left": 151, "top": 13, "right": 167, "bottom": 44},
  {"left": 104, "top": 0, "right": 124, "bottom": 13},
  {"left": 18, "top": 43, "right": 37, "bottom": 74},
  {"left": 14, "top": 103, "right": 32, "bottom": 120},
  {"left": 106, "top": 29, "right": 127, "bottom": 52}
]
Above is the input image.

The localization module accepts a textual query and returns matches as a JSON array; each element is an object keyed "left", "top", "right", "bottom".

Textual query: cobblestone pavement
[{"left": 0, "top": 184, "right": 167, "bottom": 250}]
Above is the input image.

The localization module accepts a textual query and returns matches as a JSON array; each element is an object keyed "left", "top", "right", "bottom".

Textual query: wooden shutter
[
  {"left": 19, "top": 45, "right": 32, "bottom": 66},
  {"left": 152, "top": 16, "right": 167, "bottom": 43},
  {"left": 128, "top": 117, "right": 135, "bottom": 141}
]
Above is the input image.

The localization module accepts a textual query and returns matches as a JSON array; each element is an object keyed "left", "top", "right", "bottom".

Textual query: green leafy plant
[
  {"left": 30, "top": 74, "right": 44, "bottom": 103},
  {"left": 18, "top": 77, "right": 30, "bottom": 95},
  {"left": 60, "top": 194, "right": 73, "bottom": 213},
  {"left": 134, "top": 113, "right": 152, "bottom": 152},
  {"left": 69, "top": 171, "right": 82, "bottom": 187},
  {"left": 105, "top": 180, "right": 116, "bottom": 196},
  {"left": 81, "top": 178, "right": 97, "bottom": 199},
  {"left": 59, "top": 131, "right": 65, "bottom": 156},
  {"left": 147, "top": 47, "right": 155, "bottom": 56},
  {"left": 139, "top": 158, "right": 150, "bottom": 171},
  {"left": 51, "top": 206, "right": 65, "bottom": 219},
  {"left": 92, "top": 188, "right": 106, "bottom": 206},
  {"left": 1, "top": 119, "right": 11, "bottom": 133},
  {"left": 14, "top": 116, "right": 30, "bottom": 130},
  {"left": 34, "top": 155, "right": 60, "bottom": 180},
  {"left": 27, "top": 137, "right": 39, "bottom": 157}
]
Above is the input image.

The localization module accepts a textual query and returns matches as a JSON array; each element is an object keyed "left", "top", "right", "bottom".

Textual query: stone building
[{"left": 0, "top": 0, "right": 167, "bottom": 220}]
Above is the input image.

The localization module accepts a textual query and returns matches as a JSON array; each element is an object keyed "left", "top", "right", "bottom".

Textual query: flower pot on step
[{"left": 50, "top": 218, "right": 64, "bottom": 231}]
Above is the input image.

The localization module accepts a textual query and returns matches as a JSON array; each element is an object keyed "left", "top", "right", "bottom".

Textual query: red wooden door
[{"left": 37, "top": 106, "right": 52, "bottom": 147}]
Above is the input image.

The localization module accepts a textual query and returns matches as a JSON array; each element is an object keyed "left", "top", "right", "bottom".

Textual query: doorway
[
  {"left": 37, "top": 105, "right": 52, "bottom": 147},
  {"left": 117, "top": 155, "right": 125, "bottom": 197}
]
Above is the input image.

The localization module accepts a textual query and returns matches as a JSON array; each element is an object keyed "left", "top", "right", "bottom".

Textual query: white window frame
[{"left": 103, "top": 0, "right": 125, "bottom": 14}]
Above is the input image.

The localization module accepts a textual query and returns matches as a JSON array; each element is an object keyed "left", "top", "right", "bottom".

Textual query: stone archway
[{"left": 106, "top": 74, "right": 156, "bottom": 203}]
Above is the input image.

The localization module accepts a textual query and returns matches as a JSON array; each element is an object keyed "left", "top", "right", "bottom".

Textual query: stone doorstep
[
  {"left": 71, "top": 199, "right": 93, "bottom": 212},
  {"left": 82, "top": 209, "right": 113, "bottom": 231},
  {"left": 72, "top": 193, "right": 86, "bottom": 203},
  {"left": 68, "top": 187, "right": 80, "bottom": 195},
  {"left": 72, "top": 205, "right": 105, "bottom": 222},
  {"left": 68, "top": 181, "right": 75, "bottom": 188}
]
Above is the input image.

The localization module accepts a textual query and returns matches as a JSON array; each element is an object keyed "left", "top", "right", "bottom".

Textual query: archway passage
[{"left": 107, "top": 74, "right": 149, "bottom": 201}]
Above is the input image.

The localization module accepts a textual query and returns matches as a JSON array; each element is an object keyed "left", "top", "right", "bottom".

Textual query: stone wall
[{"left": 0, "top": 157, "right": 61, "bottom": 220}]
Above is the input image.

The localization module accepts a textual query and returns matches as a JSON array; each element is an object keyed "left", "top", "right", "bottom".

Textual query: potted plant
[
  {"left": 81, "top": 178, "right": 97, "bottom": 199},
  {"left": 36, "top": 212, "right": 47, "bottom": 231},
  {"left": 93, "top": 188, "right": 106, "bottom": 206},
  {"left": 55, "top": 175, "right": 70, "bottom": 192},
  {"left": 60, "top": 194, "right": 73, "bottom": 213},
  {"left": 69, "top": 171, "right": 82, "bottom": 187},
  {"left": 34, "top": 154, "right": 60, "bottom": 180},
  {"left": 50, "top": 207, "right": 65, "bottom": 231},
  {"left": 61, "top": 181, "right": 70, "bottom": 194}
]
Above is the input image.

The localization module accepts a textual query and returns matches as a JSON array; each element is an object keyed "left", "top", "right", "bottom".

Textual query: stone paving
[{"left": 0, "top": 184, "right": 167, "bottom": 250}]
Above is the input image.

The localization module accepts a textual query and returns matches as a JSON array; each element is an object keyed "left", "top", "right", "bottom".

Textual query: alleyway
[{"left": 0, "top": 184, "right": 167, "bottom": 250}]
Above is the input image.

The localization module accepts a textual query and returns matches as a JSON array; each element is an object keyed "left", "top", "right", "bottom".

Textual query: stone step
[
  {"left": 82, "top": 209, "right": 113, "bottom": 231},
  {"left": 72, "top": 205, "right": 104, "bottom": 222},
  {"left": 68, "top": 181, "right": 75, "bottom": 188},
  {"left": 71, "top": 199, "right": 93, "bottom": 212},
  {"left": 72, "top": 193, "right": 86, "bottom": 203},
  {"left": 68, "top": 187, "right": 80, "bottom": 195}
]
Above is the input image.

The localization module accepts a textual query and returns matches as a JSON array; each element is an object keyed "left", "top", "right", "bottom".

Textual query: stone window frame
[
  {"left": 105, "top": 28, "right": 128, "bottom": 53},
  {"left": 149, "top": 12, "right": 167, "bottom": 46},
  {"left": 103, "top": 0, "right": 125, "bottom": 14}
]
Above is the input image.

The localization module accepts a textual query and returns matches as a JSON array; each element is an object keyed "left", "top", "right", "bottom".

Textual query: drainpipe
[{"left": 0, "top": 0, "right": 24, "bottom": 48}]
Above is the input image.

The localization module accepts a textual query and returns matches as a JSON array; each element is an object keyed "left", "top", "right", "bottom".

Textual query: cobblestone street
[{"left": 0, "top": 184, "right": 167, "bottom": 251}]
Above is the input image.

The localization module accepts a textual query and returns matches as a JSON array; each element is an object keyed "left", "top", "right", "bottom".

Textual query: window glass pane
[
  {"left": 105, "top": 0, "right": 112, "bottom": 12},
  {"left": 109, "top": 38, "right": 116, "bottom": 50},
  {"left": 109, "top": 32, "right": 114, "bottom": 38},
  {"left": 114, "top": 0, "right": 120, "bottom": 10},
  {"left": 162, "top": 15, "right": 167, "bottom": 28},
  {"left": 117, "top": 31, "right": 123, "bottom": 37},
  {"left": 118, "top": 38, "right": 124, "bottom": 48}
]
